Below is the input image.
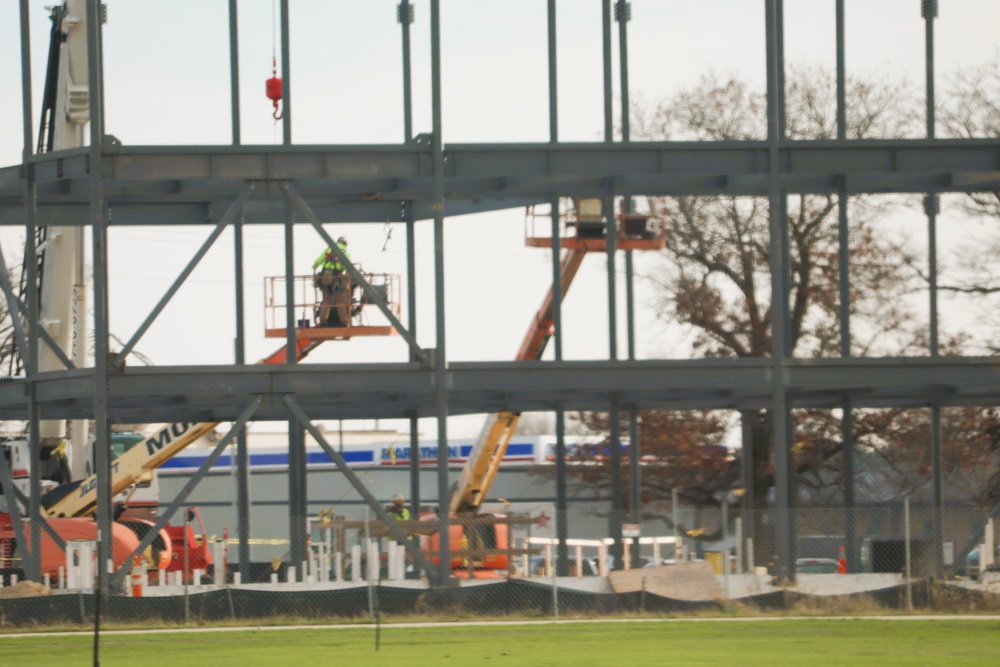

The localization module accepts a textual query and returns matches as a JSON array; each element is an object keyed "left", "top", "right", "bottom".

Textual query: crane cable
[{"left": 267, "top": 0, "right": 283, "bottom": 123}]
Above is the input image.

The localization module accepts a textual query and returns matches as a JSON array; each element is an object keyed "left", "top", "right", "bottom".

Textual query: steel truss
[{"left": 3, "top": 0, "right": 999, "bottom": 586}]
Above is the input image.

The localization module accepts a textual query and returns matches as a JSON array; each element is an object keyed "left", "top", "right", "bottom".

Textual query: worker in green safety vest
[
  {"left": 386, "top": 492, "right": 411, "bottom": 521},
  {"left": 312, "top": 236, "right": 351, "bottom": 326}
]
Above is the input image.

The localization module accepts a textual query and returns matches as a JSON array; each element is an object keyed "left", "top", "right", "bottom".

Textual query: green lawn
[{"left": 1, "top": 619, "right": 998, "bottom": 666}]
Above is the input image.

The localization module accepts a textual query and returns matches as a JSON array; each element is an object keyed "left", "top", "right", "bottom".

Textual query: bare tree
[
  {"left": 934, "top": 55, "right": 1000, "bottom": 348},
  {"left": 567, "top": 67, "right": 998, "bottom": 518}
]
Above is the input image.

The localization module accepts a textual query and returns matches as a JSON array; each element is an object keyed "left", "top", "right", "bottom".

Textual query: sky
[{"left": 1, "top": 0, "right": 999, "bottom": 438}]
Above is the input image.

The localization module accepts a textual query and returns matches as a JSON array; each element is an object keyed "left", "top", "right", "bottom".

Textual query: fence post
[
  {"left": 904, "top": 496, "right": 913, "bottom": 611},
  {"left": 366, "top": 508, "right": 376, "bottom": 619},
  {"left": 722, "top": 500, "right": 730, "bottom": 613},
  {"left": 672, "top": 488, "right": 681, "bottom": 560},
  {"left": 735, "top": 517, "right": 743, "bottom": 575},
  {"left": 551, "top": 546, "right": 559, "bottom": 619}
]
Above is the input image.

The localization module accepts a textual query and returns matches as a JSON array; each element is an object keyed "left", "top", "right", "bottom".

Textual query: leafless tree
[{"left": 570, "top": 66, "right": 998, "bottom": 519}]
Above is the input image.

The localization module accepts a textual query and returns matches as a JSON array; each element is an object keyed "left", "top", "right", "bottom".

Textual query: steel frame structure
[{"left": 2, "top": 0, "right": 999, "bottom": 586}]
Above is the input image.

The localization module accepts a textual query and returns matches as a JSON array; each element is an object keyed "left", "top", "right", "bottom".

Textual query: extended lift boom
[
  {"left": 443, "top": 201, "right": 664, "bottom": 572},
  {"left": 40, "top": 337, "right": 320, "bottom": 519},
  {"left": 450, "top": 248, "right": 587, "bottom": 514}
]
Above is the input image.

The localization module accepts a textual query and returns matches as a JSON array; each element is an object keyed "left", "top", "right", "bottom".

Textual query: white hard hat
[{"left": 391, "top": 492, "right": 404, "bottom": 503}]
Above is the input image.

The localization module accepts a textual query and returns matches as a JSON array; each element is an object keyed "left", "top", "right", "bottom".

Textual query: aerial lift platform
[
  {"left": 263, "top": 270, "right": 401, "bottom": 341},
  {"left": 452, "top": 198, "right": 665, "bottom": 516},
  {"left": 434, "top": 199, "right": 666, "bottom": 575},
  {"left": 523, "top": 197, "right": 666, "bottom": 253}
]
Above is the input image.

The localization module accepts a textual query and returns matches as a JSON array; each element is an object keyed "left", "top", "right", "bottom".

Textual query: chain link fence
[{"left": 1, "top": 504, "right": 997, "bottom": 628}]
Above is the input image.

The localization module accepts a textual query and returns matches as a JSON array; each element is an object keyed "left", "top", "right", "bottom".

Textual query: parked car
[{"left": 964, "top": 547, "right": 998, "bottom": 579}]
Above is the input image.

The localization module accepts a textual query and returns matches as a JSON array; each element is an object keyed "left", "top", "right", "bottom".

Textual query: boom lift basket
[
  {"left": 524, "top": 198, "right": 665, "bottom": 252},
  {"left": 263, "top": 271, "right": 400, "bottom": 340}
]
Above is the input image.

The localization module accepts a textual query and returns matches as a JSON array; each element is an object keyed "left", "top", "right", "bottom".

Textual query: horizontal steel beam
[
  {"left": 2, "top": 357, "right": 999, "bottom": 423},
  {"left": 2, "top": 139, "right": 998, "bottom": 225}
]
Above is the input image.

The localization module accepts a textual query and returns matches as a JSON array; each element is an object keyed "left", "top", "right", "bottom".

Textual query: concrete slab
[
  {"left": 716, "top": 574, "right": 780, "bottom": 599},
  {"left": 788, "top": 573, "right": 903, "bottom": 596},
  {"left": 609, "top": 562, "right": 721, "bottom": 601},
  {"left": 948, "top": 573, "right": 1000, "bottom": 595},
  {"left": 515, "top": 576, "right": 614, "bottom": 594}
]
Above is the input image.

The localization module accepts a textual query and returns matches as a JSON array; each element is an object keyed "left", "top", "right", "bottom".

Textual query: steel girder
[
  {"left": 1, "top": 357, "right": 999, "bottom": 424},
  {"left": 1, "top": 139, "right": 998, "bottom": 226}
]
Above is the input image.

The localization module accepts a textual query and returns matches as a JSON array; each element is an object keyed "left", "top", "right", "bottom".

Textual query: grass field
[{"left": 1, "top": 619, "right": 998, "bottom": 666}]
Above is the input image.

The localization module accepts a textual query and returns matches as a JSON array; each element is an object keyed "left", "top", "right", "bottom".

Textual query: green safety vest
[
  {"left": 389, "top": 506, "right": 411, "bottom": 521},
  {"left": 313, "top": 242, "right": 350, "bottom": 272}
]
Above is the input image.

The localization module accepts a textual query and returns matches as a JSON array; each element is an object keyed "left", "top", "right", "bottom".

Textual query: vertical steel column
[
  {"left": 835, "top": 0, "right": 847, "bottom": 143},
  {"left": 283, "top": 189, "right": 303, "bottom": 566},
  {"left": 85, "top": 0, "right": 112, "bottom": 590},
  {"left": 601, "top": 0, "right": 618, "bottom": 359},
  {"left": 406, "top": 194, "right": 420, "bottom": 521},
  {"left": 616, "top": 2, "right": 641, "bottom": 547},
  {"left": 278, "top": 0, "right": 306, "bottom": 570},
  {"left": 775, "top": 0, "right": 791, "bottom": 356},
  {"left": 234, "top": 215, "right": 251, "bottom": 574},
  {"left": 740, "top": 411, "right": 755, "bottom": 568},
  {"left": 923, "top": 1, "right": 937, "bottom": 142},
  {"left": 775, "top": 0, "right": 787, "bottom": 138},
  {"left": 835, "top": 0, "right": 856, "bottom": 572},
  {"left": 400, "top": 1, "right": 420, "bottom": 524},
  {"left": 626, "top": 410, "right": 639, "bottom": 553},
  {"left": 765, "top": 0, "right": 794, "bottom": 582},
  {"left": 555, "top": 405, "right": 568, "bottom": 572},
  {"left": 283, "top": 191, "right": 307, "bottom": 568},
  {"left": 228, "top": 0, "right": 250, "bottom": 578},
  {"left": 408, "top": 409, "right": 420, "bottom": 520},
  {"left": 18, "top": 0, "right": 41, "bottom": 583},
  {"left": 430, "top": 0, "right": 451, "bottom": 584},
  {"left": 400, "top": 0, "right": 414, "bottom": 141},
  {"left": 280, "top": 0, "right": 292, "bottom": 144},
  {"left": 547, "top": 0, "right": 569, "bottom": 576},
  {"left": 774, "top": 19, "right": 792, "bottom": 568},
  {"left": 616, "top": 0, "right": 631, "bottom": 146},
  {"left": 228, "top": 0, "right": 241, "bottom": 144},
  {"left": 547, "top": 0, "right": 562, "bottom": 366},
  {"left": 287, "top": 425, "right": 307, "bottom": 569},
  {"left": 405, "top": 208, "right": 420, "bottom": 518},
  {"left": 601, "top": 0, "right": 623, "bottom": 568},
  {"left": 608, "top": 394, "right": 624, "bottom": 568},
  {"left": 601, "top": 0, "right": 614, "bottom": 142},
  {"left": 922, "top": 0, "right": 944, "bottom": 575}
]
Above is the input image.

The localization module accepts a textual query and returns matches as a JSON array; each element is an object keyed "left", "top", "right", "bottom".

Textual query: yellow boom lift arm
[{"left": 41, "top": 338, "right": 320, "bottom": 518}]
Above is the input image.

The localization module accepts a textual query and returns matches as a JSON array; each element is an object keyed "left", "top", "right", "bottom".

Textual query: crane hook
[{"left": 266, "top": 57, "right": 283, "bottom": 121}]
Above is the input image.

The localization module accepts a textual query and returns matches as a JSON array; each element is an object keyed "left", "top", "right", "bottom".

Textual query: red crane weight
[
  {"left": 266, "top": 56, "right": 283, "bottom": 120},
  {"left": 266, "top": 75, "right": 283, "bottom": 120},
  {"left": 266, "top": 76, "right": 282, "bottom": 103}
]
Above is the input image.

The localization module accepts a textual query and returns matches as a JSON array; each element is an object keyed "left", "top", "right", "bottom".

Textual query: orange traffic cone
[
  {"left": 837, "top": 545, "right": 847, "bottom": 574},
  {"left": 131, "top": 555, "right": 144, "bottom": 597}
]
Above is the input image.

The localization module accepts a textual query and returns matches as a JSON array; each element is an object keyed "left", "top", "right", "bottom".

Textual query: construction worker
[
  {"left": 312, "top": 236, "right": 351, "bottom": 326},
  {"left": 386, "top": 492, "right": 411, "bottom": 521}
]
